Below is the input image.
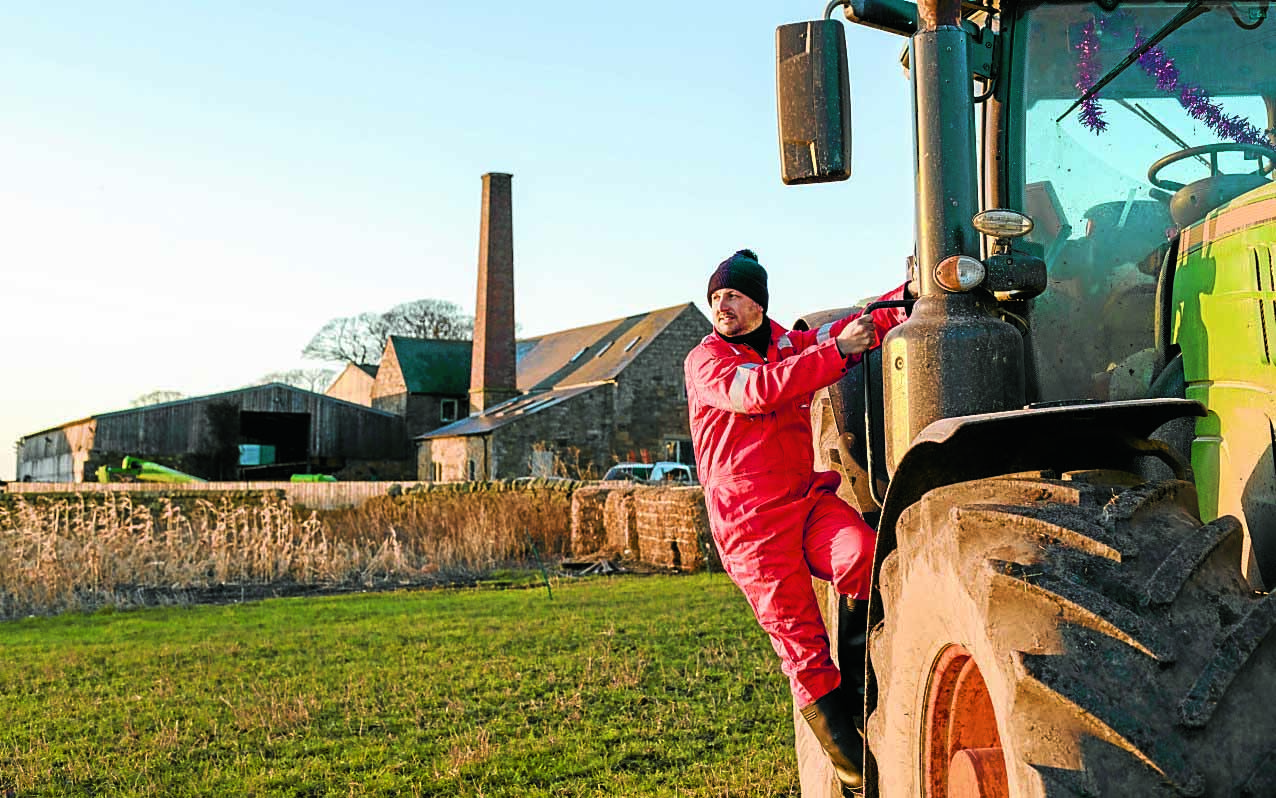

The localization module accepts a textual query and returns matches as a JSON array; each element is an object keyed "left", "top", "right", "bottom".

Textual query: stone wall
[
  {"left": 402, "top": 394, "right": 467, "bottom": 439},
  {"left": 326, "top": 365, "right": 375, "bottom": 406},
  {"left": 426, "top": 436, "right": 488, "bottom": 482},
  {"left": 488, "top": 386, "right": 614, "bottom": 479},
  {"left": 612, "top": 308, "right": 709, "bottom": 463}
]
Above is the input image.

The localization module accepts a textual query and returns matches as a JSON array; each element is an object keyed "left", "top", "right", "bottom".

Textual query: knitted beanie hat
[{"left": 707, "top": 249, "right": 769, "bottom": 312}]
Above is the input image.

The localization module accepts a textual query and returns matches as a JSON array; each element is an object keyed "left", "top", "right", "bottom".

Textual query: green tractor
[{"left": 776, "top": 0, "right": 1276, "bottom": 794}]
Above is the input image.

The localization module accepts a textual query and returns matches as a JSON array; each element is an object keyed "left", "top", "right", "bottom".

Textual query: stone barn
[
  {"left": 419, "top": 302, "right": 710, "bottom": 481},
  {"left": 15, "top": 383, "right": 410, "bottom": 482},
  {"left": 369, "top": 337, "right": 471, "bottom": 437}
]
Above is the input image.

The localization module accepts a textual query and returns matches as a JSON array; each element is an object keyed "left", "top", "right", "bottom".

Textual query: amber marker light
[
  {"left": 934, "top": 255, "right": 986, "bottom": 292},
  {"left": 972, "top": 208, "right": 1034, "bottom": 239}
]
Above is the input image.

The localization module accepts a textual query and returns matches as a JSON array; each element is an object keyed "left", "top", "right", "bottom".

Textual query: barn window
[
  {"left": 595, "top": 341, "right": 613, "bottom": 357},
  {"left": 570, "top": 346, "right": 588, "bottom": 362},
  {"left": 468, "top": 460, "right": 476, "bottom": 481},
  {"left": 623, "top": 336, "right": 642, "bottom": 352},
  {"left": 440, "top": 398, "right": 459, "bottom": 423}
]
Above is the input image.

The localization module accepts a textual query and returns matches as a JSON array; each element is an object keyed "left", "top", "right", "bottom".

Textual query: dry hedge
[
  {"left": 0, "top": 478, "right": 723, "bottom": 618},
  {"left": 0, "top": 481, "right": 578, "bottom": 618}
]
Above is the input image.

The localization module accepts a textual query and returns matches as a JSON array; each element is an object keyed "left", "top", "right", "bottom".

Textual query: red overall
[{"left": 684, "top": 286, "right": 909, "bottom": 707}]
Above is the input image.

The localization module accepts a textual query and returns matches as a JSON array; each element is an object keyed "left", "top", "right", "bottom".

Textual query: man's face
[{"left": 710, "top": 288, "right": 764, "bottom": 337}]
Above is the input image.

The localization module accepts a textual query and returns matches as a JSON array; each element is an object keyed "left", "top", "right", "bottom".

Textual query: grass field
[{"left": 0, "top": 573, "right": 800, "bottom": 797}]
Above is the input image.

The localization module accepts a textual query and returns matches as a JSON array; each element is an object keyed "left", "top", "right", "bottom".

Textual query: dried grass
[{"left": 0, "top": 483, "right": 574, "bottom": 619}]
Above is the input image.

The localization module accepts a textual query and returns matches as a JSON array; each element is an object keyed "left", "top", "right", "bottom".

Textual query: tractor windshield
[{"left": 1016, "top": 1, "right": 1276, "bottom": 402}]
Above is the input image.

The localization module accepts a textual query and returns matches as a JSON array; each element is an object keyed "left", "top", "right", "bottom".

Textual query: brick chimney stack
[{"left": 469, "top": 172, "right": 519, "bottom": 415}]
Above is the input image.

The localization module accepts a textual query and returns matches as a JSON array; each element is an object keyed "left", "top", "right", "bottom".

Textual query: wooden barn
[{"left": 15, "top": 383, "right": 411, "bottom": 483}]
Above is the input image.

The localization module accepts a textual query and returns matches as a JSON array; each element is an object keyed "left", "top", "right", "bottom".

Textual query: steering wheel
[{"left": 1148, "top": 142, "right": 1276, "bottom": 191}]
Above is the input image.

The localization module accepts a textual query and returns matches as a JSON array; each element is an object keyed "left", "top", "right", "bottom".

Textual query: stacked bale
[
  {"left": 633, "top": 486, "right": 718, "bottom": 572},
  {"left": 602, "top": 485, "right": 638, "bottom": 555},
  {"left": 569, "top": 485, "right": 612, "bottom": 556}
]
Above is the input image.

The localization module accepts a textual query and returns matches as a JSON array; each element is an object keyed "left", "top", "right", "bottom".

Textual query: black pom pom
[{"left": 734, "top": 248, "right": 758, "bottom": 262}]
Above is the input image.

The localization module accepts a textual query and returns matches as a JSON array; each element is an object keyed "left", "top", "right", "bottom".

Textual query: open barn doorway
[{"left": 238, "top": 411, "right": 310, "bottom": 479}]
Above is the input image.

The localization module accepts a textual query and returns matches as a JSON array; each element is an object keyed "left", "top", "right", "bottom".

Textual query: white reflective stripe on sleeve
[
  {"left": 816, "top": 322, "right": 834, "bottom": 343},
  {"left": 729, "top": 363, "right": 760, "bottom": 413},
  {"left": 776, "top": 334, "right": 792, "bottom": 350}
]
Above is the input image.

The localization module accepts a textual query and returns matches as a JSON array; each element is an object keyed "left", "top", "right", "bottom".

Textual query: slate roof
[
  {"left": 417, "top": 384, "right": 604, "bottom": 439},
  {"left": 387, "top": 337, "right": 471, "bottom": 395},
  {"left": 418, "top": 302, "right": 703, "bottom": 440},
  {"left": 515, "top": 303, "right": 696, "bottom": 391}
]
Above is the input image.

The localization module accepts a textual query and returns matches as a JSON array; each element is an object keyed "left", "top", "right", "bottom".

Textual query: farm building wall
[
  {"left": 326, "top": 364, "right": 376, "bottom": 406},
  {"left": 424, "top": 436, "right": 488, "bottom": 482},
  {"left": 611, "top": 307, "right": 708, "bottom": 464},
  {"left": 370, "top": 341, "right": 467, "bottom": 437},
  {"left": 424, "top": 387, "right": 614, "bottom": 481},
  {"left": 16, "top": 385, "right": 410, "bottom": 483},
  {"left": 418, "top": 305, "right": 708, "bottom": 482},
  {"left": 488, "top": 386, "right": 615, "bottom": 479},
  {"left": 15, "top": 420, "right": 96, "bottom": 483}
]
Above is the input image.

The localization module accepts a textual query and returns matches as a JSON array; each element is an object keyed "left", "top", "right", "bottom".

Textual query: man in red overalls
[{"left": 684, "top": 249, "right": 911, "bottom": 789}]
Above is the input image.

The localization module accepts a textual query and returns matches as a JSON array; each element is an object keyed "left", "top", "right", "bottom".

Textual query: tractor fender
[{"left": 874, "top": 397, "right": 1204, "bottom": 555}]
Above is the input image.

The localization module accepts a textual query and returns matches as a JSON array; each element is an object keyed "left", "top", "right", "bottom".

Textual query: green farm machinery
[{"left": 775, "top": 0, "right": 1276, "bottom": 794}]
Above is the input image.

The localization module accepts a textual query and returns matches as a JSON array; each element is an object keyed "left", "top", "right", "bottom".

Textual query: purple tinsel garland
[
  {"left": 1074, "top": 19, "right": 1107, "bottom": 132},
  {"left": 1132, "top": 30, "right": 1265, "bottom": 144},
  {"left": 1074, "top": 15, "right": 1264, "bottom": 144}
]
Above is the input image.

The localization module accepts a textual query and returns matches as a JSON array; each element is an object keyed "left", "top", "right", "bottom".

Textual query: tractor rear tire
[{"left": 869, "top": 472, "right": 1276, "bottom": 797}]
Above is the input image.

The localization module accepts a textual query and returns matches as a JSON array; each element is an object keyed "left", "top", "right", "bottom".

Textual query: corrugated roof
[
  {"left": 416, "top": 383, "right": 604, "bottom": 439},
  {"left": 515, "top": 303, "right": 696, "bottom": 391},
  {"left": 387, "top": 337, "right": 472, "bottom": 395},
  {"left": 414, "top": 303, "right": 703, "bottom": 440},
  {"left": 19, "top": 382, "right": 401, "bottom": 439},
  {"left": 92, "top": 383, "right": 401, "bottom": 420}
]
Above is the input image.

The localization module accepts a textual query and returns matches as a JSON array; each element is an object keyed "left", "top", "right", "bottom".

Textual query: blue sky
[{"left": 0, "top": 2, "right": 916, "bottom": 480}]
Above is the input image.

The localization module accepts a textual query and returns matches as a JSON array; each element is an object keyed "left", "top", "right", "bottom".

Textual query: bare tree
[
  {"left": 302, "top": 314, "right": 386, "bottom": 365},
  {"left": 302, "top": 298, "right": 473, "bottom": 364},
  {"left": 386, "top": 299, "right": 474, "bottom": 340},
  {"left": 131, "top": 390, "right": 187, "bottom": 407},
  {"left": 256, "top": 369, "right": 338, "bottom": 392}
]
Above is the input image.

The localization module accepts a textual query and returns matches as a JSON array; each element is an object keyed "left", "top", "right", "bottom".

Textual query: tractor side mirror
[{"left": 776, "top": 20, "right": 852, "bottom": 185}]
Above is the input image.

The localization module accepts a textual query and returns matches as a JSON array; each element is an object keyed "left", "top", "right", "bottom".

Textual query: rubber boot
[{"left": 800, "top": 685, "right": 865, "bottom": 790}]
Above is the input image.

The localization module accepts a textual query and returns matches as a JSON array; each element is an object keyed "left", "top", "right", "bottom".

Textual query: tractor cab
[{"left": 1010, "top": 2, "right": 1276, "bottom": 405}]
